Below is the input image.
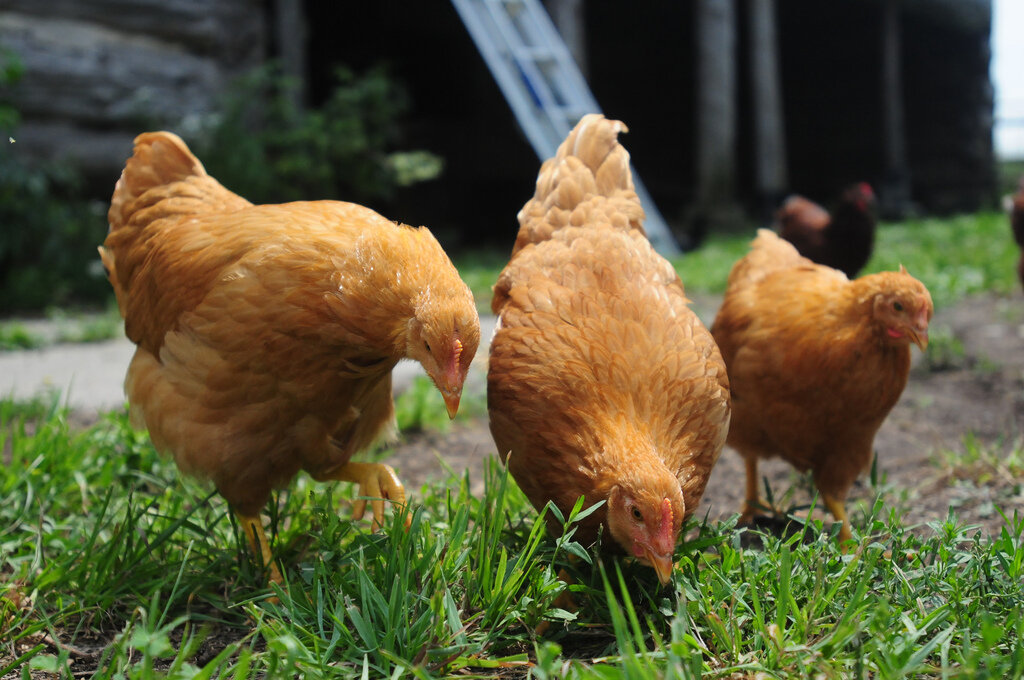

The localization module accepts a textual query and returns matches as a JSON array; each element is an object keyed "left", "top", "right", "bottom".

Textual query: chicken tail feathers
[
  {"left": 511, "top": 114, "right": 646, "bottom": 256},
  {"left": 107, "top": 131, "right": 250, "bottom": 234},
  {"left": 102, "top": 132, "right": 251, "bottom": 315}
]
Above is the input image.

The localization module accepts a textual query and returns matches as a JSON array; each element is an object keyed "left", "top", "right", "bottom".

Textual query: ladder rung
[
  {"left": 451, "top": 0, "right": 680, "bottom": 254},
  {"left": 512, "top": 46, "right": 557, "bottom": 62}
]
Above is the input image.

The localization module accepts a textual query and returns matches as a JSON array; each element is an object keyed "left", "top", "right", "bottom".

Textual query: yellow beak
[
  {"left": 443, "top": 391, "right": 461, "bottom": 420},
  {"left": 644, "top": 548, "right": 674, "bottom": 585},
  {"left": 909, "top": 327, "right": 929, "bottom": 351}
]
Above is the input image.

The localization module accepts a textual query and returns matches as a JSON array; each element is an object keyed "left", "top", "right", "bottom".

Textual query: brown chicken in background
[
  {"left": 1008, "top": 177, "right": 1024, "bottom": 288},
  {"left": 711, "top": 229, "right": 932, "bottom": 545},
  {"left": 776, "top": 182, "right": 877, "bottom": 278},
  {"left": 487, "top": 114, "right": 731, "bottom": 584},
  {"left": 101, "top": 131, "right": 480, "bottom": 583}
]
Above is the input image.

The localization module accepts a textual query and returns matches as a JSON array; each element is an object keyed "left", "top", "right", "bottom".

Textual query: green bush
[
  {"left": 0, "top": 48, "right": 110, "bottom": 313},
  {"left": 0, "top": 58, "right": 442, "bottom": 314},
  {"left": 195, "top": 63, "right": 442, "bottom": 206}
]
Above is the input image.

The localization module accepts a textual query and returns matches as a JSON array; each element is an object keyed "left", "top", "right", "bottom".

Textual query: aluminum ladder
[{"left": 451, "top": 0, "right": 680, "bottom": 255}]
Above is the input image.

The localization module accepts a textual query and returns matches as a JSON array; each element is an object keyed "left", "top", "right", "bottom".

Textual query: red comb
[{"left": 654, "top": 497, "right": 675, "bottom": 553}]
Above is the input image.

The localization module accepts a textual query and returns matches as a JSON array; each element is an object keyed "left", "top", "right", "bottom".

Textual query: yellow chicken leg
[
  {"left": 739, "top": 456, "right": 762, "bottom": 524},
  {"left": 314, "top": 461, "right": 410, "bottom": 530},
  {"left": 236, "top": 512, "right": 284, "bottom": 586},
  {"left": 537, "top": 567, "right": 579, "bottom": 636},
  {"left": 821, "top": 492, "right": 853, "bottom": 548}
]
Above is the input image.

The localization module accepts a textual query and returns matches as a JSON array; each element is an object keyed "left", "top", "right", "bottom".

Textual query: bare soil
[{"left": 387, "top": 291, "right": 1024, "bottom": 538}]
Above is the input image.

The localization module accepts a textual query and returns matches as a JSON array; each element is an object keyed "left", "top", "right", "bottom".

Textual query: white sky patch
[{"left": 993, "top": 0, "right": 1024, "bottom": 159}]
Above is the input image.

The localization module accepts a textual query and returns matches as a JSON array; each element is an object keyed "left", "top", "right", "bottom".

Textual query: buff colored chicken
[
  {"left": 488, "top": 114, "right": 731, "bottom": 584},
  {"left": 101, "top": 132, "right": 480, "bottom": 583},
  {"left": 711, "top": 229, "right": 932, "bottom": 545}
]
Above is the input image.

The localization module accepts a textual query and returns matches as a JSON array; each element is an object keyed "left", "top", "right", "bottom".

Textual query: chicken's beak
[
  {"left": 443, "top": 390, "right": 461, "bottom": 420},
  {"left": 441, "top": 339, "right": 464, "bottom": 419},
  {"left": 909, "top": 305, "right": 930, "bottom": 351},
  {"left": 909, "top": 328, "right": 928, "bottom": 351},
  {"left": 643, "top": 548, "right": 674, "bottom": 585}
]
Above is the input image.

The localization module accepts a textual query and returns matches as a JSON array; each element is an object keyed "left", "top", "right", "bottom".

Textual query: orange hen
[
  {"left": 100, "top": 132, "right": 480, "bottom": 583},
  {"left": 711, "top": 229, "right": 932, "bottom": 545},
  {"left": 487, "top": 114, "right": 731, "bottom": 584}
]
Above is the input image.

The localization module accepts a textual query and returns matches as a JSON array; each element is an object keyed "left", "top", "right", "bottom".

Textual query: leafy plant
[
  {"left": 0, "top": 45, "right": 23, "bottom": 133},
  {"left": 393, "top": 375, "right": 453, "bottom": 434},
  {"left": 0, "top": 321, "right": 42, "bottom": 350},
  {"left": 922, "top": 324, "right": 967, "bottom": 372},
  {"left": 195, "top": 63, "right": 442, "bottom": 207}
]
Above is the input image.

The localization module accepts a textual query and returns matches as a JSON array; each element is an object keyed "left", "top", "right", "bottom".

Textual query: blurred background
[{"left": 0, "top": 0, "right": 1018, "bottom": 313}]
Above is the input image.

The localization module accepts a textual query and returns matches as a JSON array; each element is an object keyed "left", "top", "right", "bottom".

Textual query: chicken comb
[
  {"left": 655, "top": 497, "right": 675, "bottom": 552},
  {"left": 446, "top": 337, "right": 464, "bottom": 380}
]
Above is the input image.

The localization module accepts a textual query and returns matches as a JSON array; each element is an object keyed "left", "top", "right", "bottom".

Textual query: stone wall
[{"left": 0, "top": 0, "right": 264, "bottom": 185}]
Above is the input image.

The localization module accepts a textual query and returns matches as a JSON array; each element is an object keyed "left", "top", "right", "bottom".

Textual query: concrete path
[{"left": 0, "top": 317, "right": 497, "bottom": 416}]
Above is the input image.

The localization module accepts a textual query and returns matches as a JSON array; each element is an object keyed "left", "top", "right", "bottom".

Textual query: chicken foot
[
  {"left": 739, "top": 457, "right": 760, "bottom": 523},
  {"left": 739, "top": 457, "right": 783, "bottom": 522},
  {"left": 745, "top": 457, "right": 855, "bottom": 548},
  {"left": 821, "top": 492, "right": 853, "bottom": 548},
  {"left": 237, "top": 512, "right": 284, "bottom": 586},
  {"left": 536, "top": 567, "right": 579, "bottom": 637},
  {"left": 313, "top": 461, "right": 410, "bottom": 530}
]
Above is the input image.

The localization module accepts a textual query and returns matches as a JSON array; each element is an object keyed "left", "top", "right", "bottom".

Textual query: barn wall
[
  {"left": 0, "top": 0, "right": 265, "bottom": 189},
  {"left": 0, "top": 0, "right": 996, "bottom": 245}
]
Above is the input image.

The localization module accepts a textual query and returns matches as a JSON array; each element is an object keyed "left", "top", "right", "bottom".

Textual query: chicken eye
[
  {"left": 424, "top": 341, "right": 431, "bottom": 352},
  {"left": 893, "top": 301, "right": 904, "bottom": 312},
  {"left": 631, "top": 507, "right": 643, "bottom": 522}
]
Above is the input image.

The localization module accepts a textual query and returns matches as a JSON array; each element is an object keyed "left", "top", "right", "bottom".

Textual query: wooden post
[
  {"left": 546, "top": 0, "right": 588, "bottom": 78},
  {"left": 747, "top": 0, "right": 788, "bottom": 216},
  {"left": 274, "top": 0, "right": 308, "bottom": 110},
  {"left": 691, "top": 0, "right": 743, "bottom": 239},
  {"left": 880, "top": 0, "right": 912, "bottom": 216}
]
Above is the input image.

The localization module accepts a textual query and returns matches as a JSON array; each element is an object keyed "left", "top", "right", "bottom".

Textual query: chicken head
[
  {"left": 405, "top": 299, "right": 480, "bottom": 419},
  {"left": 872, "top": 267, "right": 933, "bottom": 351},
  {"left": 605, "top": 472, "right": 685, "bottom": 585}
]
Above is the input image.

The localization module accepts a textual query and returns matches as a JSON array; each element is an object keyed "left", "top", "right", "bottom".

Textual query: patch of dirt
[{"left": 386, "top": 292, "right": 1024, "bottom": 538}]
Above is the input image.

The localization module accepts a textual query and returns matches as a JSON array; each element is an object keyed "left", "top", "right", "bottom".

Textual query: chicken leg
[
  {"left": 739, "top": 456, "right": 762, "bottom": 524},
  {"left": 313, "top": 461, "right": 410, "bottom": 530},
  {"left": 237, "top": 512, "right": 284, "bottom": 585},
  {"left": 821, "top": 492, "right": 853, "bottom": 548},
  {"left": 536, "top": 567, "right": 580, "bottom": 636}
]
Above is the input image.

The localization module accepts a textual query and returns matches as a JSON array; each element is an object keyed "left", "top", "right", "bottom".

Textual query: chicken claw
[
  {"left": 822, "top": 492, "right": 853, "bottom": 549},
  {"left": 739, "top": 457, "right": 767, "bottom": 524},
  {"left": 536, "top": 567, "right": 579, "bottom": 637},
  {"left": 315, "top": 461, "right": 410, "bottom": 530},
  {"left": 237, "top": 512, "right": 284, "bottom": 586}
]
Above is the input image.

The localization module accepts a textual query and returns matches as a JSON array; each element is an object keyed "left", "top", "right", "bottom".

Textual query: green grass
[
  {"left": 48, "top": 303, "right": 123, "bottom": 344},
  {"left": 0, "top": 303, "right": 122, "bottom": 351},
  {"left": 1, "top": 399, "right": 1022, "bottom": 678},
  {"left": 2, "top": 211, "right": 1022, "bottom": 676},
  {"left": 456, "top": 211, "right": 1019, "bottom": 311},
  {"left": 0, "top": 321, "right": 42, "bottom": 350},
  {"left": 866, "top": 212, "right": 1019, "bottom": 308},
  {"left": 392, "top": 375, "right": 487, "bottom": 435}
]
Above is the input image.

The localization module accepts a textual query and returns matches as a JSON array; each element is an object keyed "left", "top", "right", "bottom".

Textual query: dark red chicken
[
  {"left": 1009, "top": 177, "right": 1024, "bottom": 289},
  {"left": 776, "top": 182, "right": 877, "bottom": 278}
]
